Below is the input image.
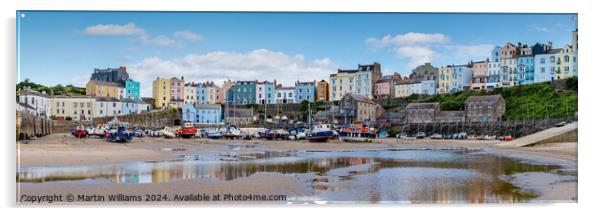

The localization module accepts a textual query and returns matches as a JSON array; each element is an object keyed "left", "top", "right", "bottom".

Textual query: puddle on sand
[{"left": 17, "top": 150, "right": 569, "bottom": 203}]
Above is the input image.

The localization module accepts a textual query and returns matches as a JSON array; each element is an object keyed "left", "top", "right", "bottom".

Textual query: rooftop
[
  {"left": 406, "top": 102, "right": 440, "bottom": 110},
  {"left": 436, "top": 111, "right": 465, "bottom": 118},
  {"left": 227, "top": 108, "right": 253, "bottom": 117},
  {"left": 344, "top": 93, "right": 376, "bottom": 104},
  {"left": 466, "top": 95, "right": 503, "bottom": 103},
  {"left": 196, "top": 104, "right": 222, "bottom": 109},
  {"left": 18, "top": 88, "right": 50, "bottom": 98},
  {"left": 337, "top": 69, "right": 359, "bottom": 73},
  {"left": 89, "top": 80, "right": 124, "bottom": 88}
]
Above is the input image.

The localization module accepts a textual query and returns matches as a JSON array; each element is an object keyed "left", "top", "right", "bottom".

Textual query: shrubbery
[{"left": 389, "top": 78, "right": 578, "bottom": 121}]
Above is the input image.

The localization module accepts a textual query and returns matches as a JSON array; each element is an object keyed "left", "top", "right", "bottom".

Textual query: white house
[
  {"left": 450, "top": 65, "right": 473, "bottom": 92},
  {"left": 275, "top": 87, "right": 295, "bottom": 104},
  {"left": 18, "top": 88, "right": 52, "bottom": 118},
  {"left": 94, "top": 97, "right": 122, "bottom": 118}
]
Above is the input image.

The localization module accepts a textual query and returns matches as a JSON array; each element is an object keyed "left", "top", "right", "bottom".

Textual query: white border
[{"left": 2, "top": 0, "right": 601, "bottom": 215}]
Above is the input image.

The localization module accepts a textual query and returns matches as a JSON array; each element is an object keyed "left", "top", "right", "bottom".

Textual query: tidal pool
[{"left": 17, "top": 150, "right": 571, "bottom": 203}]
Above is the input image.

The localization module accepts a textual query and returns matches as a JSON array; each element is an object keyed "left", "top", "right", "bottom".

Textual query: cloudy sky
[{"left": 17, "top": 12, "right": 576, "bottom": 97}]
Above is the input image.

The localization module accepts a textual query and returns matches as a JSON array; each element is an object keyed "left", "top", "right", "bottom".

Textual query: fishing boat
[
  {"left": 105, "top": 118, "right": 133, "bottom": 143},
  {"left": 307, "top": 124, "right": 336, "bottom": 142},
  {"left": 206, "top": 131, "right": 224, "bottom": 139},
  {"left": 287, "top": 127, "right": 307, "bottom": 140},
  {"left": 176, "top": 122, "right": 197, "bottom": 139},
  {"left": 256, "top": 128, "right": 277, "bottom": 140},
  {"left": 162, "top": 126, "right": 177, "bottom": 138},
  {"left": 338, "top": 123, "right": 377, "bottom": 143},
  {"left": 257, "top": 128, "right": 289, "bottom": 140},
  {"left": 92, "top": 125, "right": 106, "bottom": 138},
  {"left": 72, "top": 124, "right": 88, "bottom": 138},
  {"left": 378, "top": 130, "right": 389, "bottom": 138},
  {"left": 133, "top": 128, "right": 145, "bottom": 137},
  {"left": 222, "top": 124, "right": 243, "bottom": 139}
]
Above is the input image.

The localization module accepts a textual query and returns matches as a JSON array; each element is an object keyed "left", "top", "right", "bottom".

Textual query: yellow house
[
  {"left": 184, "top": 83, "right": 197, "bottom": 105},
  {"left": 329, "top": 70, "right": 357, "bottom": 101},
  {"left": 50, "top": 96, "right": 95, "bottom": 121},
  {"left": 152, "top": 77, "right": 171, "bottom": 108},
  {"left": 437, "top": 66, "right": 452, "bottom": 94},
  {"left": 86, "top": 80, "right": 123, "bottom": 99},
  {"left": 555, "top": 44, "right": 578, "bottom": 80}
]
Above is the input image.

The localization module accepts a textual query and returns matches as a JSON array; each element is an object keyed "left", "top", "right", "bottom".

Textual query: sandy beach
[
  {"left": 17, "top": 133, "right": 576, "bottom": 167},
  {"left": 16, "top": 133, "right": 577, "bottom": 204}
]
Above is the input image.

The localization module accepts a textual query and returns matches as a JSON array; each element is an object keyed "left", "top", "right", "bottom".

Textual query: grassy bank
[{"left": 394, "top": 77, "right": 578, "bottom": 121}]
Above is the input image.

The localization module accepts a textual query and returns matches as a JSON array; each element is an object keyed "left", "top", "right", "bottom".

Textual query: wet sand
[
  {"left": 18, "top": 173, "right": 312, "bottom": 204},
  {"left": 17, "top": 133, "right": 576, "bottom": 167},
  {"left": 16, "top": 133, "right": 578, "bottom": 204}
]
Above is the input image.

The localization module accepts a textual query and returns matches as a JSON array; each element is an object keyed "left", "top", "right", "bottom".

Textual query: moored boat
[
  {"left": 73, "top": 125, "right": 88, "bottom": 138},
  {"left": 162, "top": 126, "right": 177, "bottom": 139},
  {"left": 257, "top": 128, "right": 289, "bottom": 140},
  {"left": 206, "top": 131, "right": 224, "bottom": 139},
  {"left": 176, "top": 122, "right": 197, "bottom": 138},
  {"left": 287, "top": 127, "right": 307, "bottom": 140},
  {"left": 307, "top": 124, "right": 336, "bottom": 143},
  {"left": 222, "top": 125, "right": 243, "bottom": 139},
  {"left": 338, "top": 123, "right": 377, "bottom": 143},
  {"left": 105, "top": 118, "right": 133, "bottom": 143}
]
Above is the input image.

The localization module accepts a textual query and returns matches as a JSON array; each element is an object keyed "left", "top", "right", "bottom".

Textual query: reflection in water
[{"left": 17, "top": 150, "right": 566, "bottom": 203}]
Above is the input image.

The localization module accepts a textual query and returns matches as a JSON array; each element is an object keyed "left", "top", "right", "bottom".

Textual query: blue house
[
  {"left": 125, "top": 79, "right": 140, "bottom": 100},
  {"left": 196, "top": 85, "right": 208, "bottom": 104},
  {"left": 517, "top": 56, "right": 535, "bottom": 85},
  {"left": 294, "top": 81, "right": 316, "bottom": 103},
  {"left": 121, "top": 98, "right": 138, "bottom": 115},
  {"left": 182, "top": 103, "right": 223, "bottom": 125},
  {"left": 228, "top": 81, "right": 256, "bottom": 105}
]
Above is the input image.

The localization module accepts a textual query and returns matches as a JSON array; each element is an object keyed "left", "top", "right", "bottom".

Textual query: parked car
[{"left": 555, "top": 121, "right": 566, "bottom": 127}]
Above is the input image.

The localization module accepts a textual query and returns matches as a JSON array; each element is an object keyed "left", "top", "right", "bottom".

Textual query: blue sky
[{"left": 17, "top": 11, "right": 576, "bottom": 97}]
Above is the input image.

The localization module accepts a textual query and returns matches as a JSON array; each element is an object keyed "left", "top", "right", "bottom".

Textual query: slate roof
[
  {"left": 466, "top": 95, "right": 503, "bottom": 103},
  {"left": 406, "top": 102, "right": 440, "bottom": 110},
  {"left": 227, "top": 108, "right": 253, "bottom": 117},
  {"left": 89, "top": 80, "right": 124, "bottom": 88},
  {"left": 196, "top": 104, "right": 222, "bottom": 110},
  {"left": 436, "top": 111, "right": 465, "bottom": 118},
  {"left": 19, "top": 89, "right": 50, "bottom": 98}
]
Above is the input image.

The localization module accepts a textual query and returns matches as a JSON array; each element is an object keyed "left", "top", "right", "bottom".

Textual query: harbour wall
[
  {"left": 16, "top": 111, "right": 53, "bottom": 140},
  {"left": 52, "top": 110, "right": 181, "bottom": 133},
  {"left": 383, "top": 117, "right": 575, "bottom": 138}
]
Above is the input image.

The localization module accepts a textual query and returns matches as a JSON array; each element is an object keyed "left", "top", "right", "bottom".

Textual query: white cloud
[
  {"left": 366, "top": 32, "right": 495, "bottom": 70},
  {"left": 528, "top": 24, "right": 552, "bottom": 32},
  {"left": 139, "top": 35, "right": 177, "bottom": 47},
  {"left": 83, "top": 23, "right": 146, "bottom": 36},
  {"left": 366, "top": 32, "right": 448, "bottom": 69},
  {"left": 69, "top": 74, "right": 90, "bottom": 87},
  {"left": 174, "top": 30, "right": 203, "bottom": 41},
  {"left": 445, "top": 44, "right": 495, "bottom": 60},
  {"left": 82, "top": 23, "right": 200, "bottom": 47},
  {"left": 126, "top": 49, "right": 337, "bottom": 97},
  {"left": 366, "top": 32, "right": 449, "bottom": 48},
  {"left": 394, "top": 46, "right": 437, "bottom": 69}
]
